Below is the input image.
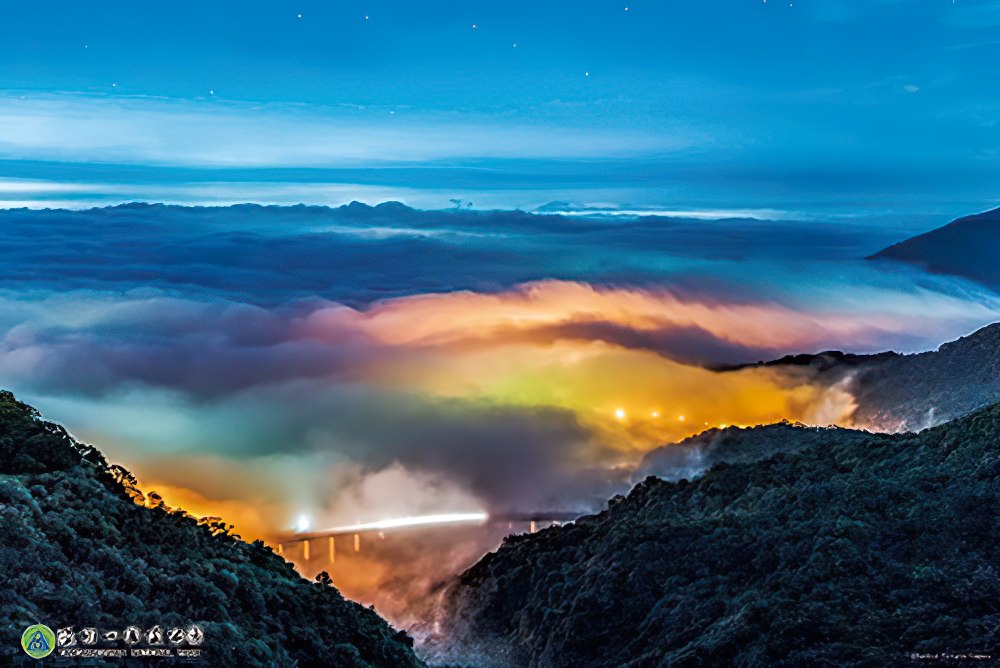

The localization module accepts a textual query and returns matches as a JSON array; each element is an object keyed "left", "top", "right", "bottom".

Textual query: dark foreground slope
[
  {"left": 433, "top": 403, "right": 1000, "bottom": 667},
  {"left": 0, "top": 391, "right": 422, "bottom": 667},
  {"left": 869, "top": 206, "right": 1000, "bottom": 288}
]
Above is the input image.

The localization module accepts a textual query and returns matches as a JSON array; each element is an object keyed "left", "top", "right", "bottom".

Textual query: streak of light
[{"left": 306, "top": 512, "right": 489, "bottom": 535}]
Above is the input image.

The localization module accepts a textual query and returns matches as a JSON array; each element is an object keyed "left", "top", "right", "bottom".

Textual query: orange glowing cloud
[
  {"left": 137, "top": 481, "right": 281, "bottom": 544},
  {"left": 365, "top": 340, "right": 856, "bottom": 451},
  {"left": 298, "top": 280, "right": 919, "bottom": 352}
]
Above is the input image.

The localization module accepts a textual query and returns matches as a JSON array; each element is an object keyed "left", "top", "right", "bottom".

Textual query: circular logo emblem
[{"left": 21, "top": 624, "right": 56, "bottom": 659}]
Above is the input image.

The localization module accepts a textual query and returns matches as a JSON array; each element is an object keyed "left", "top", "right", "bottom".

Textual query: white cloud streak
[{"left": 0, "top": 93, "right": 698, "bottom": 168}]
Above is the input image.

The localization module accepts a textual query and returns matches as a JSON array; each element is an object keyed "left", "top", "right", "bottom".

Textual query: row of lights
[
  {"left": 614, "top": 408, "right": 685, "bottom": 421},
  {"left": 613, "top": 408, "right": 731, "bottom": 429}
]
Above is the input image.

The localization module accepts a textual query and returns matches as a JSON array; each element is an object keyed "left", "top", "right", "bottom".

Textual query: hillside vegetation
[
  {"left": 434, "top": 402, "right": 1000, "bottom": 667},
  {"left": 0, "top": 391, "right": 422, "bottom": 667}
]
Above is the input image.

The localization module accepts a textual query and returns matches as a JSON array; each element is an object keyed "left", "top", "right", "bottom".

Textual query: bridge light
[{"left": 318, "top": 512, "right": 488, "bottom": 534}]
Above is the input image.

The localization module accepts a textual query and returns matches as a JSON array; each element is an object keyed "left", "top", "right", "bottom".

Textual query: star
[
  {"left": 209, "top": 90, "right": 215, "bottom": 95},
  {"left": 472, "top": 23, "right": 478, "bottom": 29},
  {"left": 584, "top": 71, "right": 590, "bottom": 77},
  {"left": 297, "top": 13, "right": 302, "bottom": 19},
  {"left": 513, "top": 42, "right": 518, "bottom": 48},
  {"left": 364, "top": 15, "right": 369, "bottom": 20}
]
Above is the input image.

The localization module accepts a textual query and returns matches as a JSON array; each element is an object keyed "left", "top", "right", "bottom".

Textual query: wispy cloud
[{"left": 0, "top": 93, "right": 699, "bottom": 168}]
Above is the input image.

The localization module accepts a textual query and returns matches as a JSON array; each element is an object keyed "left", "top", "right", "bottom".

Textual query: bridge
[{"left": 274, "top": 510, "right": 581, "bottom": 562}]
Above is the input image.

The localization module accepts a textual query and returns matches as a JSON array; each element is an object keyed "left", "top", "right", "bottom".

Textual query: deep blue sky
[{"left": 1, "top": 0, "right": 999, "bottom": 219}]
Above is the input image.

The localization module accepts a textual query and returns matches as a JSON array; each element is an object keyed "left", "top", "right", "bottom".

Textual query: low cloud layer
[
  {"left": 4, "top": 274, "right": 991, "bottom": 526},
  {"left": 1, "top": 203, "right": 998, "bottom": 625}
]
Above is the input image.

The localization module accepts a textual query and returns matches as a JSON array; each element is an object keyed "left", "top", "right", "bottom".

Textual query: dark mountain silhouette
[
  {"left": 869, "top": 206, "right": 1000, "bottom": 288},
  {"left": 714, "top": 349, "right": 900, "bottom": 373},
  {"left": 848, "top": 323, "right": 1000, "bottom": 431},
  {"left": 432, "top": 401, "right": 1000, "bottom": 667},
  {"left": 0, "top": 391, "right": 422, "bottom": 667},
  {"left": 731, "top": 322, "right": 1000, "bottom": 433}
]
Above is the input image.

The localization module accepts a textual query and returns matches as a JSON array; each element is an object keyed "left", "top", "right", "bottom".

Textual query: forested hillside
[
  {"left": 0, "top": 391, "right": 422, "bottom": 667},
  {"left": 433, "top": 402, "right": 1000, "bottom": 667}
]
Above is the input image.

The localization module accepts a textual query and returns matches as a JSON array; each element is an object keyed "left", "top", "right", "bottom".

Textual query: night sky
[{"left": 1, "top": 0, "right": 999, "bottom": 218}]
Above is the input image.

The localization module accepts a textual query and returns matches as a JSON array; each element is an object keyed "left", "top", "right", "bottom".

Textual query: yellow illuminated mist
[{"left": 364, "top": 339, "right": 855, "bottom": 451}]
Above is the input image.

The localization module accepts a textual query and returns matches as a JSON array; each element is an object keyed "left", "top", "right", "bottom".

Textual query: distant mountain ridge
[
  {"left": 869, "top": 206, "right": 1000, "bottom": 288},
  {"left": 432, "top": 401, "right": 1000, "bottom": 667},
  {"left": 0, "top": 391, "right": 422, "bottom": 667},
  {"left": 0, "top": 200, "right": 894, "bottom": 311}
]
